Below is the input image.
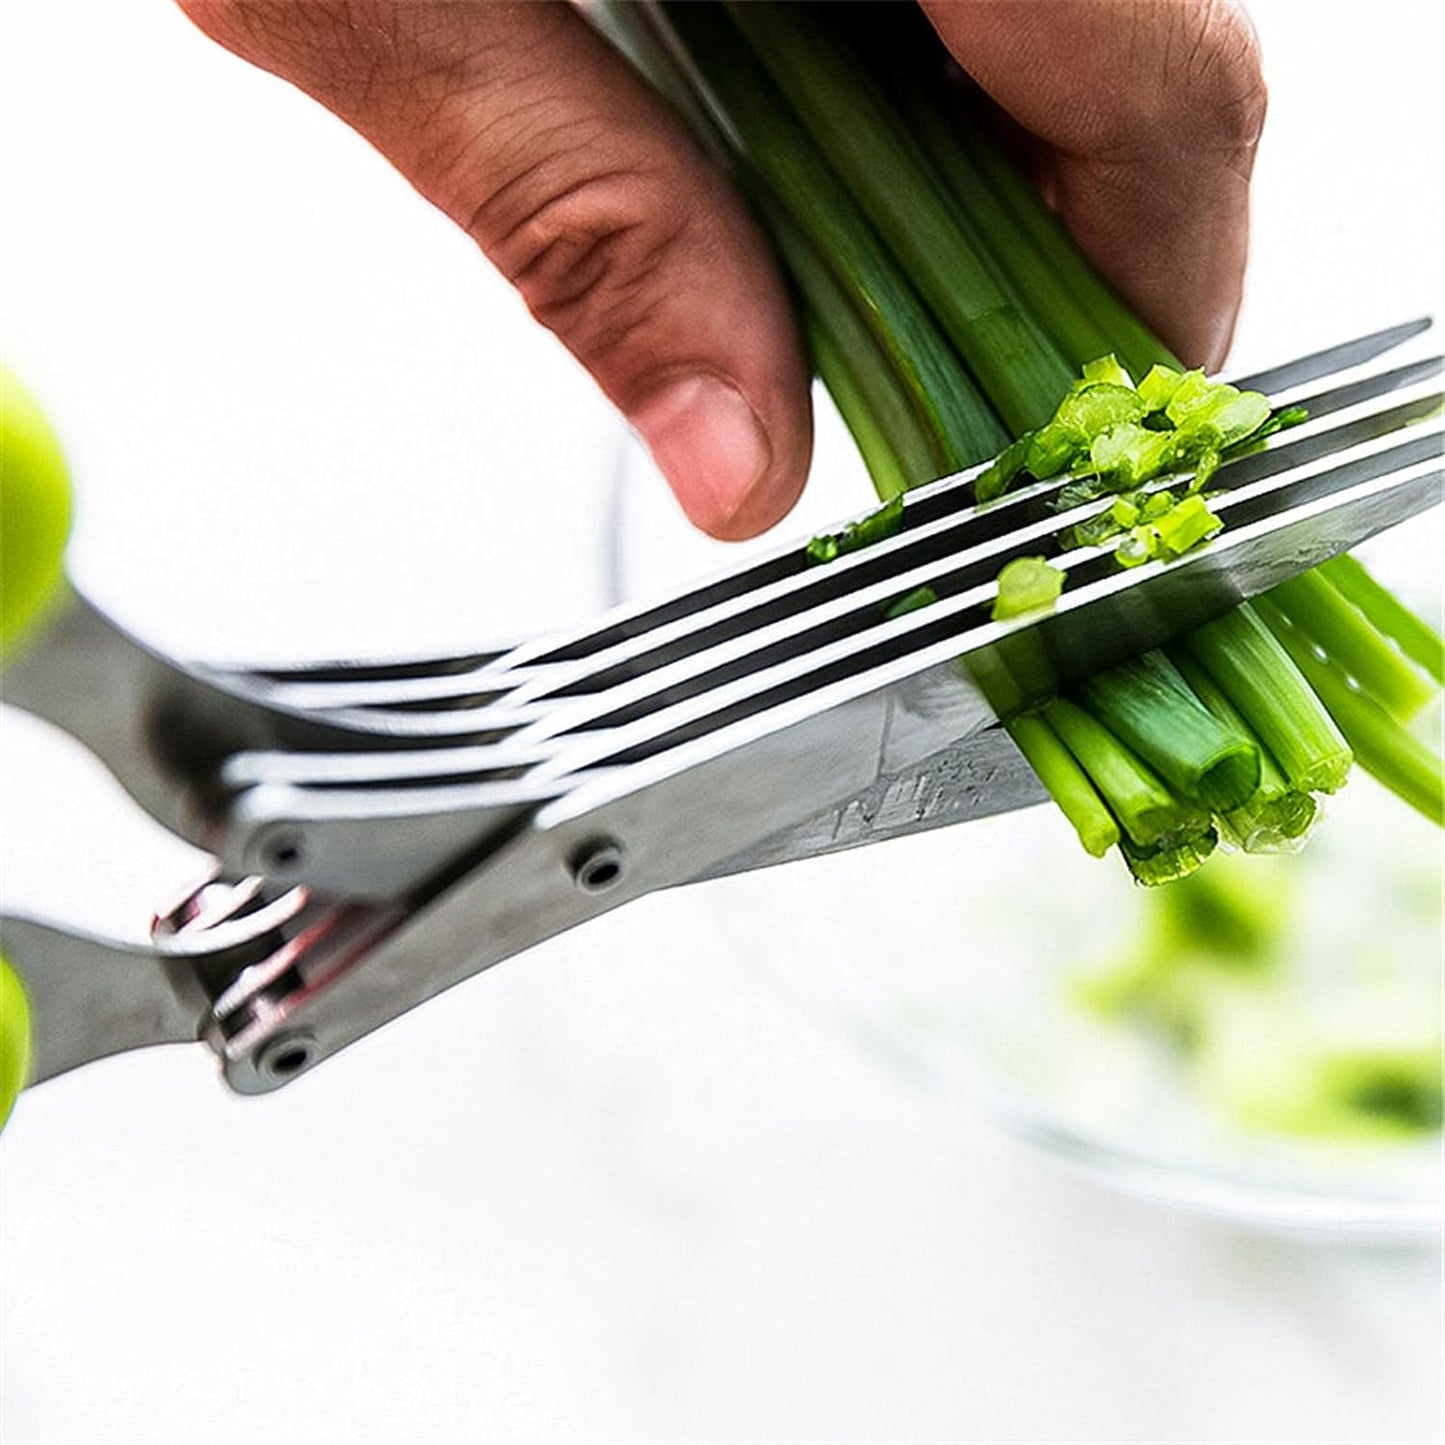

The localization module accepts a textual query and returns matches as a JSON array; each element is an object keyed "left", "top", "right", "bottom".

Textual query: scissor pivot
[
  {"left": 570, "top": 838, "right": 626, "bottom": 894},
  {"left": 254, "top": 828, "right": 306, "bottom": 876},
  {"left": 255, "top": 1030, "right": 318, "bottom": 1083}
]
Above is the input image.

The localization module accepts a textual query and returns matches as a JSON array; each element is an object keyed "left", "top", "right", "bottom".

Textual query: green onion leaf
[
  {"left": 1268, "top": 569, "right": 1438, "bottom": 723},
  {"left": 1256, "top": 598, "right": 1443, "bottom": 824},
  {"left": 1006, "top": 711, "right": 1121, "bottom": 858},
  {"left": 1181, "top": 605, "right": 1353, "bottom": 795},
  {"left": 1074, "top": 651, "right": 1261, "bottom": 812},
  {"left": 1168, "top": 647, "right": 1319, "bottom": 853},
  {"left": 1043, "top": 697, "right": 1211, "bottom": 848},
  {"left": 1319, "top": 553, "right": 1445, "bottom": 684}
]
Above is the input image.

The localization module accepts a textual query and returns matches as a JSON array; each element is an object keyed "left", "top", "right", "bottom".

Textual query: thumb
[{"left": 176, "top": 0, "right": 812, "bottom": 540}]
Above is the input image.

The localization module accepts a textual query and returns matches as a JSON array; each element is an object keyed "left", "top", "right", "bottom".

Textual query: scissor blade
[
  {"left": 246, "top": 344, "right": 1440, "bottom": 743},
  {"left": 280, "top": 366, "right": 1438, "bottom": 766},
  {"left": 218, "top": 422, "right": 1440, "bottom": 897},
  {"left": 201, "top": 318, "right": 1434, "bottom": 715},
  {"left": 1230, "top": 316, "right": 1431, "bottom": 396}
]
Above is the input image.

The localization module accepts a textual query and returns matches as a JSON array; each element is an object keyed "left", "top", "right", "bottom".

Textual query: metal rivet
[
  {"left": 570, "top": 838, "right": 625, "bottom": 894},
  {"left": 258, "top": 829, "right": 305, "bottom": 874},
  {"left": 256, "top": 1031, "right": 317, "bottom": 1083}
]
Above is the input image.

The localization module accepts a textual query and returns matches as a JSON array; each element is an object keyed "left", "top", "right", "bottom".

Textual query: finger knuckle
[
  {"left": 1178, "top": 1, "right": 1268, "bottom": 154},
  {"left": 474, "top": 160, "right": 695, "bottom": 365},
  {"left": 1088, "top": 1, "right": 1266, "bottom": 164}
]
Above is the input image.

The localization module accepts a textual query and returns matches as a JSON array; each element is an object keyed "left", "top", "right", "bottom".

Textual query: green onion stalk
[{"left": 604, "top": 0, "right": 1443, "bottom": 882}]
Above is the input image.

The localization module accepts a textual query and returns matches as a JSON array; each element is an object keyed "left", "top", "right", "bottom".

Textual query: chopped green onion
[
  {"left": 1032, "top": 384, "right": 1149, "bottom": 477},
  {"left": 1148, "top": 494, "right": 1223, "bottom": 557},
  {"left": 1088, "top": 421, "right": 1175, "bottom": 489},
  {"left": 1137, "top": 363, "right": 1186, "bottom": 412},
  {"left": 884, "top": 585, "right": 938, "bottom": 619},
  {"left": 806, "top": 494, "right": 904, "bottom": 565},
  {"left": 992, "top": 556, "right": 1065, "bottom": 621},
  {"left": 1318, "top": 1050, "right": 1443, "bottom": 1134},
  {"left": 1238, "top": 403, "right": 1310, "bottom": 447},
  {"left": 974, "top": 435, "right": 1031, "bottom": 505},
  {"left": 1172, "top": 386, "right": 1271, "bottom": 450}
]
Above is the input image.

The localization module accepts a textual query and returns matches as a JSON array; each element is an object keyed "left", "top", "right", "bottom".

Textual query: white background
[{"left": 2, "top": 2, "right": 1442, "bottom": 1441}]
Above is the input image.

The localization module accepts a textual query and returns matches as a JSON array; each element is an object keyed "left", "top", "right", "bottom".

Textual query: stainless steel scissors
[{"left": 2, "top": 319, "right": 1440, "bottom": 1098}]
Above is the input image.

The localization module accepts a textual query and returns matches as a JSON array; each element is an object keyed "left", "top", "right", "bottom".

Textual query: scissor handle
[
  {"left": 1, "top": 367, "right": 74, "bottom": 1126},
  {"left": 1, "top": 366, "right": 73, "bottom": 652},
  {"left": 0, "top": 955, "right": 30, "bottom": 1128}
]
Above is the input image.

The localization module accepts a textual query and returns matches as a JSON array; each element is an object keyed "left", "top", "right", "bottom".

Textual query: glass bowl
[{"left": 606, "top": 394, "right": 1445, "bottom": 1243}]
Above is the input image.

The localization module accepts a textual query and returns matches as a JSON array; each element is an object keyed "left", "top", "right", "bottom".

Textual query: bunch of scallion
[{"left": 600, "top": 0, "right": 1443, "bottom": 884}]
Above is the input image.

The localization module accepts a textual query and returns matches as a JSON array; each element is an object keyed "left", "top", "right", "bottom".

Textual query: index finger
[{"left": 921, "top": 0, "right": 1267, "bottom": 369}]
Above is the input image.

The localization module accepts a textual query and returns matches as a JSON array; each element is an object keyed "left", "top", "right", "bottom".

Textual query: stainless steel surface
[
  {"left": 8, "top": 876, "right": 312, "bottom": 1082},
  {"left": 2, "top": 322, "right": 1441, "bottom": 1093},
  {"left": 206, "top": 318, "right": 1437, "bottom": 705},
  {"left": 207, "top": 346, "right": 1444, "bottom": 897},
  {"left": 0, "top": 585, "right": 506, "bottom": 849},
  {"left": 209, "top": 340, "right": 1445, "bottom": 756}
]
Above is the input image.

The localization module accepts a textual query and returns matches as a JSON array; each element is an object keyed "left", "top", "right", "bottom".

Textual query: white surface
[{"left": 2, "top": 2, "right": 1442, "bottom": 1441}]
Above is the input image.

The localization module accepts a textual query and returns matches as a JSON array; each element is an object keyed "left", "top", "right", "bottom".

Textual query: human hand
[{"left": 176, "top": 1, "right": 1265, "bottom": 540}]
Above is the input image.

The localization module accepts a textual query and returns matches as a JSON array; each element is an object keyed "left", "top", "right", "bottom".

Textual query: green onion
[
  {"left": 891, "top": 81, "right": 1117, "bottom": 372},
  {"left": 1317, "top": 1050, "right": 1443, "bottom": 1134},
  {"left": 662, "top": 1, "right": 1003, "bottom": 478},
  {"left": 1074, "top": 652, "right": 1261, "bottom": 813},
  {"left": 1043, "top": 698, "right": 1210, "bottom": 849},
  {"left": 1119, "top": 831, "right": 1219, "bottom": 888},
  {"left": 940, "top": 87, "right": 1177, "bottom": 381},
  {"left": 758, "top": 176, "right": 957, "bottom": 492},
  {"left": 1005, "top": 711, "right": 1120, "bottom": 858},
  {"left": 1267, "top": 569, "right": 1437, "bottom": 722},
  {"left": 804, "top": 309, "right": 921, "bottom": 503},
  {"left": 977, "top": 356, "right": 1282, "bottom": 506},
  {"left": 1181, "top": 606, "right": 1353, "bottom": 794},
  {"left": 991, "top": 556, "right": 1065, "bottom": 622},
  {"left": 614, "top": 0, "right": 1443, "bottom": 887},
  {"left": 1318, "top": 553, "right": 1445, "bottom": 684},
  {"left": 720, "top": 0, "right": 1075, "bottom": 433},
  {"left": 883, "top": 585, "right": 939, "bottom": 620},
  {"left": 1167, "top": 648, "right": 1318, "bottom": 852},
  {"left": 806, "top": 493, "right": 904, "bottom": 565},
  {"left": 1089, "top": 422, "right": 1176, "bottom": 490},
  {"left": 1255, "top": 599, "right": 1444, "bottom": 825}
]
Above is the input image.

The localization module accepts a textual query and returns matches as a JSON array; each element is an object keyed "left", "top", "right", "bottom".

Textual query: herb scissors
[{"left": 1, "top": 320, "right": 1439, "bottom": 1110}]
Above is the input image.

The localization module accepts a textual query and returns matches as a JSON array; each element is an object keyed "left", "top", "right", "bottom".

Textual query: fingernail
[{"left": 631, "top": 374, "right": 771, "bottom": 536}]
